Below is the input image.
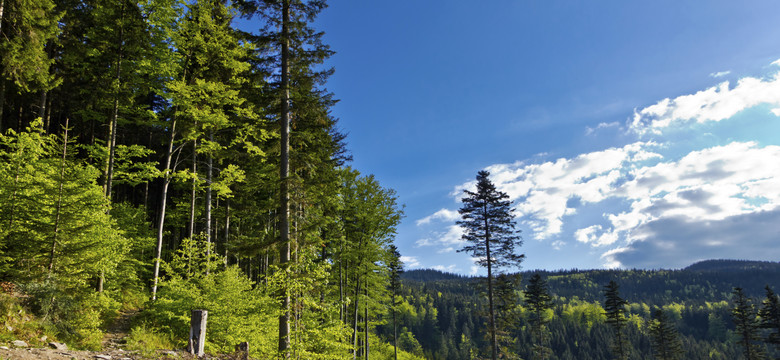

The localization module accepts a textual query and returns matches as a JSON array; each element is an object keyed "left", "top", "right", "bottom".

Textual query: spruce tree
[
  {"left": 649, "top": 309, "right": 683, "bottom": 360},
  {"left": 760, "top": 286, "right": 780, "bottom": 359},
  {"left": 525, "top": 273, "right": 553, "bottom": 360},
  {"left": 731, "top": 287, "right": 765, "bottom": 360},
  {"left": 604, "top": 280, "right": 629, "bottom": 360},
  {"left": 457, "top": 170, "right": 523, "bottom": 360},
  {"left": 388, "top": 244, "right": 403, "bottom": 360}
]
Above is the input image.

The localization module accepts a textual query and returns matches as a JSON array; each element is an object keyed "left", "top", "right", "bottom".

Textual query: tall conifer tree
[{"left": 457, "top": 170, "right": 523, "bottom": 360}]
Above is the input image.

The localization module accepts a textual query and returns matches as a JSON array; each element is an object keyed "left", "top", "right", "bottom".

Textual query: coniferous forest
[{"left": 1, "top": 0, "right": 780, "bottom": 359}]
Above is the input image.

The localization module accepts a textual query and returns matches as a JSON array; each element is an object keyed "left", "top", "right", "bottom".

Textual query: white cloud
[
  {"left": 585, "top": 121, "right": 620, "bottom": 135},
  {"left": 432, "top": 264, "right": 457, "bottom": 272},
  {"left": 772, "top": 58, "right": 780, "bottom": 67},
  {"left": 416, "top": 208, "right": 460, "bottom": 226},
  {"left": 630, "top": 69, "right": 780, "bottom": 134},
  {"left": 400, "top": 256, "right": 421, "bottom": 269},
  {"left": 415, "top": 225, "right": 465, "bottom": 252},
  {"left": 709, "top": 70, "right": 731, "bottom": 78}
]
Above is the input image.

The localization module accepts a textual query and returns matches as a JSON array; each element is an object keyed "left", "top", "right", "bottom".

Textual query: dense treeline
[
  {"left": 395, "top": 261, "right": 780, "bottom": 359},
  {"left": 0, "top": 0, "right": 415, "bottom": 358}
]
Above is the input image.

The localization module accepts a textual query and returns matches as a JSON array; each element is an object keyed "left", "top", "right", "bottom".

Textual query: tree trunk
[
  {"left": 484, "top": 206, "right": 497, "bottom": 360},
  {"left": 105, "top": 1, "right": 124, "bottom": 201},
  {"left": 39, "top": 90, "right": 47, "bottom": 123},
  {"left": 189, "top": 136, "right": 197, "bottom": 239},
  {"left": 278, "top": 0, "right": 291, "bottom": 356},
  {"left": 393, "top": 295, "right": 398, "bottom": 360},
  {"left": 205, "top": 131, "right": 213, "bottom": 273},
  {"left": 223, "top": 198, "right": 230, "bottom": 265},
  {"left": 352, "top": 275, "right": 360, "bottom": 359},
  {"left": 364, "top": 278, "right": 369, "bottom": 360},
  {"left": 0, "top": 80, "right": 5, "bottom": 133},
  {"left": 49, "top": 118, "right": 68, "bottom": 273},
  {"left": 151, "top": 117, "right": 176, "bottom": 301}
]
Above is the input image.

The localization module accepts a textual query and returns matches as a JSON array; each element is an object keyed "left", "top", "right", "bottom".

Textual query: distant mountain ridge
[
  {"left": 403, "top": 259, "right": 780, "bottom": 282},
  {"left": 684, "top": 259, "right": 780, "bottom": 272}
]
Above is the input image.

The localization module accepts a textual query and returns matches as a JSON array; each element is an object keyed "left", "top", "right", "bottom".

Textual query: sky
[{"left": 308, "top": 1, "right": 780, "bottom": 274}]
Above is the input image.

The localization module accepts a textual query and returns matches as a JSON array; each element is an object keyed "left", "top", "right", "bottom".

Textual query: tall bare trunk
[
  {"left": 364, "top": 278, "right": 369, "bottom": 360},
  {"left": 484, "top": 208, "right": 497, "bottom": 360},
  {"left": 223, "top": 198, "right": 230, "bottom": 265},
  {"left": 151, "top": 117, "right": 176, "bottom": 301},
  {"left": 48, "top": 118, "right": 69, "bottom": 273},
  {"left": 278, "top": 0, "right": 291, "bottom": 356},
  {"left": 352, "top": 275, "right": 360, "bottom": 360},
  {"left": 205, "top": 131, "right": 213, "bottom": 273},
  {"left": 189, "top": 136, "right": 197, "bottom": 239},
  {"left": 0, "top": 80, "right": 5, "bottom": 133},
  {"left": 105, "top": 1, "right": 124, "bottom": 201}
]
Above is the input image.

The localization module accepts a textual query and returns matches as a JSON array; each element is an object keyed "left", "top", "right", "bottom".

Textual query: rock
[
  {"left": 5, "top": 325, "right": 12, "bottom": 332},
  {"left": 39, "top": 335, "right": 47, "bottom": 342},
  {"left": 0, "top": 346, "right": 8, "bottom": 350},
  {"left": 94, "top": 355, "right": 112, "bottom": 360},
  {"left": 11, "top": 340, "right": 28, "bottom": 348},
  {"left": 48, "top": 342, "right": 68, "bottom": 350}
]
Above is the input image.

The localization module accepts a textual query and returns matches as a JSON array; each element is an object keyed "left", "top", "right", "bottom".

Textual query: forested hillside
[
  {"left": 394, "top": 262, "right": 780, "bottom": 359},
  {"left": 0, "top": 0, "right": 414, "bottom": 358}
]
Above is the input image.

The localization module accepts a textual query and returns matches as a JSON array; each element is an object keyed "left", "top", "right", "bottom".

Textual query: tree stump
[{"left": 188, "top": 309, "right": 208, "bottom": 357}]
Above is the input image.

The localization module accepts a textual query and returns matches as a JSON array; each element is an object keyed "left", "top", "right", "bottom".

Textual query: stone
[
  {"left": 5, "top": 325, "right": 12, "bottom": 332},
  {"left": 48, "top": 342, "right": 68, "bottom": 351},
  {"left": 11, "top": 340, "right": 28, "bottom": 348},
  {"left": 39, "top": 335, "right": 47, "bottom": 342},
  {"left": 94, "top": 355, "right": 112, "bottom": 360},
  {"left": 0, "top": 346, "right": 8, "bottom": 350}
]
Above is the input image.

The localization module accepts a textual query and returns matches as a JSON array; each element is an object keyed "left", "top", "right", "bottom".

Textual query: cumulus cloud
[
  {"left": 449, "top": 140, "right": 780, "bottom": 268},
  {"left": 415, "top": 225, "right": 465, "bottom": 252},
  {"left": 630, "top": 69, "right": 780, "bottom": 134},
  {"left": 416, "top": 208, "right": 460, "bottom": 225},
  {"left": 400, "top": 256, "right": 421, "bottom": 269}
]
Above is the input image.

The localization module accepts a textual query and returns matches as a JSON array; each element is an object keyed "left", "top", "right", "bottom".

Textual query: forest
[
  {"left": 2, "top": 0, "right": 780, "bottom": 359},
  {"left": 394, "top": 261, "right": 780, "bottom": 360}
]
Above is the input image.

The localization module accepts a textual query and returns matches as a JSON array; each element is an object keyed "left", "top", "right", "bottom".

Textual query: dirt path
[{"left": 102, "top": 308, "right": 141, "bottom": 351}]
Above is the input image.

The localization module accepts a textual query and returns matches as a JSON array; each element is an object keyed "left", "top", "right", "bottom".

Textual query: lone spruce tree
[
  {"left": 649, "top": 309, "right": 683, "bottom": 360},
  {"left": 457, "top": 170, "right": 523, "bottom": 360},
  {"left": 604, "top": 280, "right": 630, "bottom": 360}
]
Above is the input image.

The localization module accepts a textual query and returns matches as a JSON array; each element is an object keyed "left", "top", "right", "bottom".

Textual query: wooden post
[
  {"left": 189, "top": 310, "right": 208, "bottom": 356},
  {"left": 235, "top": 342, "right": 249, "bottom": 360}
]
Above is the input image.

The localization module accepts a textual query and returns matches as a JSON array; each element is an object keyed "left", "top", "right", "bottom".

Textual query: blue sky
[{"left": 309, "top": 1, "right": 780, "bottom": 273}]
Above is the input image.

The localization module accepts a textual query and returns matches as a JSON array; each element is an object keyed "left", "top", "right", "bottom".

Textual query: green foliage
[
  {"left": 731, "top": 287, "right": 766, "bottom": 360},
  {"left": 649, "top": 309, "right": 683, "bottom": 360}
]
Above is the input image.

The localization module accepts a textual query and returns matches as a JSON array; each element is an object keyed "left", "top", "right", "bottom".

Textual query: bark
[
  {"left": 0, "top": 80, "right": 5, "bottom": 133},
  {"left": 278, "top": 0, "right": 291, "bottom": 356},
  {"left": 188, "top": 137, "right": 197, "bottom": 239},
  {"left": 39, "top": 90, "right": 47, "bottom": 122},
  {"left": 223, "top": 198, "right": 229, "bottom": 266},
  {"left": 364, "top": 278, "right": 369, "bottom": 360},
  {"left": 48, "top": 118, "right": 69, "bottom": 273},
  {"left": 205, "top": 131, "right": 213, "bottom": 273},
  {"left": 151, "top": 117, "right": 176, "bottom": 301},
  {"left": 105, "top": 1, "right": 124, "bottom": 201},
  {"left": 352, "top": 275, "right": 360, "bottom": 360}
]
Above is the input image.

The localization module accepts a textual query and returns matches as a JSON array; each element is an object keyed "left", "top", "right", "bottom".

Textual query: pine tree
[
  {"left": 731, "top": 287, "right": 765, "bottom": 360},
  {"left": 648, "top": 309, "right": 683, "bottom": 360},
  {"left": 525, "top": 273, "right": 553, "bottom": 360},
  {"left": 457, "top": 170, "right": 523, "bottom": 360},
  {"left": 603, "top": 280, "right": 629, "bottom": 360},
  {"left": 759, "top": 286, "right": 780, "bottom": 359}
]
